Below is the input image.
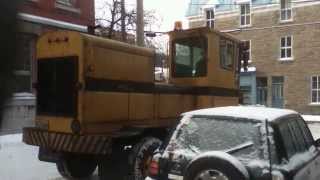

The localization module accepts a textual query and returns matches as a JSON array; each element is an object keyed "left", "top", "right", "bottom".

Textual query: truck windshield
[{"left": 172, "top": 36, "right": 207, "bottom": 77}]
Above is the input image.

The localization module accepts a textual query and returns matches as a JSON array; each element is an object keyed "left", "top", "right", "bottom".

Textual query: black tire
[
  {"left": 129, "top": 137, "right": 162, "bottom": 180},
  {"left": 184, "top": 157, "right": 246, "bottom": 180},
  {"left": 98, "top": 148, "right": 130, "bottom": 180},
  {"left": 56, "top": 154, "right": 97, "bottom": 179}
]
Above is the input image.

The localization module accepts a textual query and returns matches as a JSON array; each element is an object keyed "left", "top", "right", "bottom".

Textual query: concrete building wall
[{"left": 187, "top": 2, "right": 320, "bottom": 114}]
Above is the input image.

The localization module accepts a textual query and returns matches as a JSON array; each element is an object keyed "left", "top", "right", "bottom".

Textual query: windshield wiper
[{"left": 225, "top": 141, "right": 254, "bottom": 154}]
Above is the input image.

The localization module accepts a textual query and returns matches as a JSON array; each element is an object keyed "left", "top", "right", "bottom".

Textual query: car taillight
[{"left": 148, "top": 159, "right": 159, "bottom": 177}]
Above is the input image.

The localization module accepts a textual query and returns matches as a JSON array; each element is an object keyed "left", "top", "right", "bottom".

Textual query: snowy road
[
  {"left": 0, "top": 134, "right": 98, "bottom": 180},
  {"left": 0, "top": 123, "right": 320, "bottom": 180}
]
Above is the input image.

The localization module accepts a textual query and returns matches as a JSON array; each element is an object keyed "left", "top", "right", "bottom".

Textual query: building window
[
  {"left": 280, "top": 36, "right": 293, "bottom": 60},
  {"left": 280, "top": 0, "right": 292, "bottom": 21},
  {"left": 206, "top": 9, "right": 215, "bottom": 28},
  {"left": 272, "top": 76, "right": 284, "bottom": 108},
  {"left": 311, "top": 76, "right": 320, "bottom": 104},
  {"left": 14, "top": 34, "right": 35, "bottom": 93},
  {"left": 257, "top": 77, "right": 268, "bottom": 106},
  {"left": 56, "top": 0, "right": 75, "bottom": 7},
  {"left": 240, "top": 86, "right": 252, "bottom": 105},
  {"left": 240, "top": 3, "right": 251, "bottom": 27},
  {"left": 220, "top": 38, "right": 235, "bottom": 70}
]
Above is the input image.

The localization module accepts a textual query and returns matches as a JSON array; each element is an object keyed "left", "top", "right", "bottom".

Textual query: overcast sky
[{"left": 95, "top": 0, "right": 190, "bottom": 32}]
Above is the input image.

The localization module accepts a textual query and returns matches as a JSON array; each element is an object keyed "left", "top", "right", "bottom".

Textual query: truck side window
[
  {"left": 220, "top": 38, "right": 234, "bottom": 70},
  {"left": 172, "top": 37, "right": 207, "bottom": 78}
]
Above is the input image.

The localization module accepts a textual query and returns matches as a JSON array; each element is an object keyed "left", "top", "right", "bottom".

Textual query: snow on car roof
[{"left": 183, "top": 106, "right": 298, "bottom": 122}]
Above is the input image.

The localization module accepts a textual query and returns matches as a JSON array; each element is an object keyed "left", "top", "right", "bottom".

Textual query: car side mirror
[{"left": 314, "top": 138, "right": 320, "bottom": 147}]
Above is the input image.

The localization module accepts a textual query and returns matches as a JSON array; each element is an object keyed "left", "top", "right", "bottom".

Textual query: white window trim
[
  {"left": 56, "top": 0, "right": 73, "bottom": 6},
  {"left": 55, "top": 0, "right": 81, "bottom": 14},
  {"left": 239, "top": 3, "right": 252, "bottom": 28},
  {"left": 203, "top": 6, "right": 215, "bottom": 28},
  {"left": 280, "top": 0, "right": 293, "bottom": 22},
  {"left": 310, "top": 76, "right": 320, "bottom": 104},
  {"left": 279, "top": 36, "right": 293, "bottom": 61}
]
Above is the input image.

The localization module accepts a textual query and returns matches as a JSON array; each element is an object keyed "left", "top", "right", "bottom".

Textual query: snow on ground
[
  {"left": 0, "top": 134, "right": 99, "bottom": 180},
  {"left": 0, "top": 134, "right": 61, "bottom": 180}
]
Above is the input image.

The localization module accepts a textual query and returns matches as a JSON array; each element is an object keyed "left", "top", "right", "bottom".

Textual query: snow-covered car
[{"left": 146, "top": 106, "right": 320, "bottom": 180}]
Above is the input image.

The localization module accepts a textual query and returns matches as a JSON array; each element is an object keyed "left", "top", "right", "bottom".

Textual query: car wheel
[
  {"left": 129, "top": 137, "right": 162, "bottom": 180},
  {"left": 56, "top": 154, "right": 97, "bottom": 179},
  {"left": 184, "top": 157, "right": 246, "bottom": 180}
]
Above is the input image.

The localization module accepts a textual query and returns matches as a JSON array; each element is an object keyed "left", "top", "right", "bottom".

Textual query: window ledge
[
  {"left": 309, "top": 103, "right": 320, "bottom": 106},
  {"left": 240, "top": 24, "right": 252, "bottom": 28},
  {"left": 280, "top": 19, "right": 294, "bottom": 24},
  {"left": 279, "top": 58, "right": 294, "bottom": 62},
  {"left": 55, "top": 3, "right": 81, "bottom": 14},
  {"left": 28, "top": 0, "right": 38, "bottom": 2}
]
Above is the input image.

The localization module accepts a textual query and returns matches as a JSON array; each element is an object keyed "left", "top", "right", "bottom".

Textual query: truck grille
[{"left": 37, "top": 57, "right": 78, "bottom": 117}]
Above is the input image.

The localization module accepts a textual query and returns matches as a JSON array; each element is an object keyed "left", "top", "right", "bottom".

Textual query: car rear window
[{"left": 170, "top": 116, "right": 261, "bottom": 156}]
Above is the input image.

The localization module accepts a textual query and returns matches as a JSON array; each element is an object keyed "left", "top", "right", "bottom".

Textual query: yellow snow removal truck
[{"left": 23, "top": 27, "right": 246, "bottom": 180}]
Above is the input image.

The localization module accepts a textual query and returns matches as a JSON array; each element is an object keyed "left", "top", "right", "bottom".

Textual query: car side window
[
  {"left": 278, "top": 121, "right": 296, "bottom": 159},
  {"left": 296, "top": 116, "right": 314, "bottom": 148},
  {"left": 276, "top": 116, "right": 311, "bottom": 160}
]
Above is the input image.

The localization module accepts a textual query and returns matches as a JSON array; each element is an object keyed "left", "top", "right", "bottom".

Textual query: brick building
[
  {"left": 1, "top": 0, "right": 95, "bottom": 133},
  {"left": 186, "top": 0, "right": 320, "bottom": 114},
  {"left": 17, "top": 0, "right": 95, "bottom": 93}
]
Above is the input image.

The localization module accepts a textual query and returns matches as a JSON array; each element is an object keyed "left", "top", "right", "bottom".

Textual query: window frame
[
  {"left": 273, "top": 115, "right": 313, "bottom": 161},
  {"left": 279, "top": 36, "right": 293, "bottom": 61},
  {"left": 280, "top": 0, "right": 293, "bottom": 22},
  {"left": 220, "top": 38, "right": 236, "bottom": 71},
  {"left": 171, "top": 36, "right": 208, "bottom": 78},
  {"left": 14, "top": 33, "right": 36, "bottom": 93},
  {"left": 311, "top": 76, "right": 320, "bottom": 104},
  {"left": 239, "top": 3, "right": 251, "bottom": 27},
  {"left": 205, "top": 8, "right": 215, "bottom": 28},
  {"left": 56, "top": 0, "right": 73, "bottom": 6}
]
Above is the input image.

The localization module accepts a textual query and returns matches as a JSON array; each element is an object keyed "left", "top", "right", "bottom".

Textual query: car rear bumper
[{"left": 22, "top": 127, "right": 111, "bottom": 155}]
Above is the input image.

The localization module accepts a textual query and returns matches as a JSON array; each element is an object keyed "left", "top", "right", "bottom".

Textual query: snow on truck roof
[{"left": 183, "top": 106, "right": 299, "bottom": 122}]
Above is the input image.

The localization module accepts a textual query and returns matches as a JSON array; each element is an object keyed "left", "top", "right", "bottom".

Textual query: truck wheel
[
  {"left": 184, "top": 158, "right": 246, "bottom": 180},
  {"left": 56, "top": 154, "right": 97, "bottom": 179},
  {"left": 98, "top": 150, "right": 130, "bottom": 180},
  {"left": 129, "top": 137, "right": 162, "bottom": 180}
]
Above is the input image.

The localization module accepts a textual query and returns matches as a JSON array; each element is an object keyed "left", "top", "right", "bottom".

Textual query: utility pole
[
  {"left": 120, "top": 0, "right": 126, "bottom": 42},
  {"left": 136, "top": 0, "right": 144, "bottom": 46}
]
